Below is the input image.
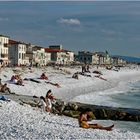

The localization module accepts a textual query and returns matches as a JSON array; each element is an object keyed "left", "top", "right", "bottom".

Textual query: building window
[
  {"left": 19, "top": 53, "right": 21, "bottom": 59},
  {"left": 22, "top": 53, "right": 24, "bottom": 59},
  {"left": 19, "top": 46, "right": 21, "bottom": 51}
]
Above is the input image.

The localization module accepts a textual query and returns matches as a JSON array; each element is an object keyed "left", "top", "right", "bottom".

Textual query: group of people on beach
[
  {"left": 82, "top": 64, "right": 90, "bottom": 73},
  {"left": 0, "top": 68, "right": 114, "bottom": 131},
  {"left": 10, "top": 74, "right": 24, "bottom": 86},
  {"left": 72, "top": 65, "right": 107, "bottom": 81},
  {"left": 39, "top": 89, "right": 114, "bottom": 131}
]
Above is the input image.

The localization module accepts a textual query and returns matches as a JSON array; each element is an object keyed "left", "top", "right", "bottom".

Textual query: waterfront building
[
  {"left": 0, "top": 35, "right": 9, "bottom": 66},
  {"left": 45, "top": 45, "right": 74, "bottom": 64},
  {"left": 8, "top": 40, "right": 29, "bottom": 66}
]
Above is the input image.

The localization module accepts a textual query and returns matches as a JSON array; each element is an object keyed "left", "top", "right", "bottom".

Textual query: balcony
[
  {"left": 1, "top": 54, "right": 8, "bottom": 58},
  {"left": 4, "top": 43, "right": 9, "bottom": 47}
]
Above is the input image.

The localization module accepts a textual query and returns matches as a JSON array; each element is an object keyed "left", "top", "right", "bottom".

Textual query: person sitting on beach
[
  {"left": 78, "top": 109, "right": 114, "bottom": 131},
  {"left": 0, "top": 83, "right": 11, "bottom": 94},
  {"left": 16, "top": 75, "right": 23, "bottom": 85},
  {"left": 10, "top": 75, "right": 16, "bottom": 82},
  {"left": 72, "top": 73, "right": 78, "bottom": 79},
  {"left": 45, "top": 89, "right": 67, "bottom": 115},
  {"left": 10, "top": 75, "right": 18, "bottom": 84},
  {"left": 40, "top": 72, "right": 48, "bottom": 80},
  {"left": 46, "top": 90, "right": 55, "bottom": 101},
  {"left": 45, "top": 90, "right": 54, "bottom": 113},
  {"left": 11, "top": 75, "right": 24, "bottom": 86},
  {"left": 40, "top": 96, "right": 47, "bottom": 112},
  {"left": 17, "top": 78, "right": 24, "bottom": 86}
]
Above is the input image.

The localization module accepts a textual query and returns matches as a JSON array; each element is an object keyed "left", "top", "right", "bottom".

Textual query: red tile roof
[
  {"left": 9, "top": 40, "right": 20, "bottom": 44},
  {"left": 45, "top": 48, "right": 70, "bottom": 53}
]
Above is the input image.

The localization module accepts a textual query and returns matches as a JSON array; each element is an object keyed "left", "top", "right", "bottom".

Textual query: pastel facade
[
  {"left": 93, "top": 52, "right": 111, "bottom": 65},
  {"left": 92, "top": 53, "right": 99, "bottom": 65},
  {"left": 32, "top": 46, "right": 48, "bottom": 66},
  {"left": 26, "top": 44, "right": 51, "bottom": 66},
  {"left": 118, "top": 58, "right": 126, "bottom": 66},
  {"left": 111, "top": 57, "right": 126, "bottom": 66},
  {"left": 45, "top": 45, "right": 74, "bottom": 64}
]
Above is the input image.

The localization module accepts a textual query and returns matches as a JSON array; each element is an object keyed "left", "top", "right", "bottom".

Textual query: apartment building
[
  {"left": 32, "top": 46, "right": 49, "bottom": 66},
  {"left": 8, "top": 40, "right": 29, "bottom": 66},
  {"left": 0, "top": 35, "right": 9, "bottom": 66},
  {"left": 76, "top": 51, "right": 94, "bottom": 64},
  {"left": 45, "top": 45, "right": 74, "bottom": 64}
]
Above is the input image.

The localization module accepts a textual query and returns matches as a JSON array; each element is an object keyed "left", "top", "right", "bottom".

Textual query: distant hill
[{"left": 112, "top": 55, "right": 140, "bottom": 63}]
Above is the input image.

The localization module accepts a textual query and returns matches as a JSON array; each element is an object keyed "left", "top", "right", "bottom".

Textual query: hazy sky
[{"left": 0, "top": 1, "right": 140, "bottom": 57}]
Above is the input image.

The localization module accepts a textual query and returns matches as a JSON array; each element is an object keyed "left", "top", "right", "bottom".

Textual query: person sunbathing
[
  {"left": 78, "top": 109, "right": 114, "bottom": 131},
  {"left": 46, "top": 81, "right": 61, "bottom": 88},
  {"left": 95, "top": 75, "right": 107, "bottom": 81},
  {"left": 40, "top": 72, "right": 48, "bottom": 80},
  {"left": 0, "top": 83, "right": 11, "bottom": 94}
]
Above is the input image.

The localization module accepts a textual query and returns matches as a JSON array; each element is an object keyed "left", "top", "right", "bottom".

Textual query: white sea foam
[{"left": 72, "top": 80, "right": 132, "bottom": 107}]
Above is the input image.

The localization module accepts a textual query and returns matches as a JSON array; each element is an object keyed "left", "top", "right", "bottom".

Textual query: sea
[{"left": 73, "top": 80, "right": 140, "bottom": 134}]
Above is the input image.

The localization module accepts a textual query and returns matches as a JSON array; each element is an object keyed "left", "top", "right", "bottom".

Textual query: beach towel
[
  {"left": 24, "top": 78, "right": 41, "bottom": 83},
  {"left": 0, "top": 95, "right": 10, "bottom": 102}
]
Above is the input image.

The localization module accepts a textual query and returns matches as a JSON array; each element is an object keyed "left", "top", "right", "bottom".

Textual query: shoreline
[
  {"left": 53, "top": 67, "right": 140, "bottom": 102},
  {"left": 1, "top": 91, "right": 140, "bottom": 122},
  {"left": 1, "top": 66, "right": 140, "bottom": 102}
]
